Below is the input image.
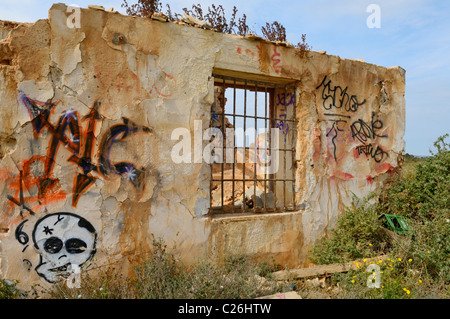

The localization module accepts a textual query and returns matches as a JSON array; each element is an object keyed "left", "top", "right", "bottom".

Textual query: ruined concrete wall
[{"left": 0, "top": 4, "right": 404, "bottom": 291}]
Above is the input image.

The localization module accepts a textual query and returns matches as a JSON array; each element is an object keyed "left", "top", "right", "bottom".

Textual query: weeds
[
  {"left": 121, "top": 0, "right": 310, "bottom": 50},
  {"left": 47, "top": 238, "right": 280, "bottom": 299},
  {"left": 309, "top": 134, "right": 450, "bottom": 298},
  {"left": 47, "top": 269, "right": 136, "bottom": 299},
  {"left": 309, "top": 194, "right": 391, "bottom": 264},
  {"left": 0, "top": 279, "right": 21, "bottom": 299}
]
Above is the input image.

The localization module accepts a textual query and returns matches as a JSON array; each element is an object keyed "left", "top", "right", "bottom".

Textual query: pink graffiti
[{"left": 271, "top": 47, "right": 281, "bottom": 74}]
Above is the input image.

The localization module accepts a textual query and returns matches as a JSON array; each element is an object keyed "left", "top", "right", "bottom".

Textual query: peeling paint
[{"left": 0, "top": 4, "right": 405, "bottom": 291}]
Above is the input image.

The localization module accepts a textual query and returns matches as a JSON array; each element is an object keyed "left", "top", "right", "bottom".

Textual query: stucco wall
[{"left": 0, "top": 4, "right": 405, "bottom": 291}]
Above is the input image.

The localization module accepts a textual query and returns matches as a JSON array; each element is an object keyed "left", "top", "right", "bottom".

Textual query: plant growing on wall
[{"left": 121, "top": 0, "right": 310, "bottom": 50}]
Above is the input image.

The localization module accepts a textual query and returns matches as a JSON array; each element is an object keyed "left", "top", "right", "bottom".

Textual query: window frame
[{"left": 209, "top": 74, "right": 297, "bottom": 215}]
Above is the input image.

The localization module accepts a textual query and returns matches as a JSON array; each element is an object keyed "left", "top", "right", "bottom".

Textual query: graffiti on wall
[
  {"left": 15, "top": 212, "right": 97, "bottom": 283},
  {"left": 351, "top": 113, "right": 389, "bottom": 163},
  {"left": 316, "top": 75, "right": 366, "bottom": 113},
  {"left": 18, "top": 93, "right": 151, "bottom": 207},
  {"left": 1, "top": 157, "right": 68, "bottom": 227},
  {"left": 271, "top": 47, "right": 282, "bottom": 74},
  {"left": 325, "top": 119, "right": 347, "bottom": 161},
  {"left": 315, "top": 76, "right": 391, "bottom": 181},
  {"left": 275, "top": 91, "right": 294, "bottom": 135}
]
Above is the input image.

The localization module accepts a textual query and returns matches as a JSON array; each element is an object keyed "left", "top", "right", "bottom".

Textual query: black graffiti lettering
[
  {"left": 326, "top": 119, "right": 347, "bottom": 160},
  {"left": 350, "top": 112, "right": 388, "bottom": 144},
  {"left": 355, "top": 143, "right": 389, "bottom": 163},
  {"left": 323, "top": 113, "right": 351, "bottom": 119},
  {"left": 316, "top": 76, "right": 366, "bottom": 113},
  {"left": 98, "top": 117, "right": 151, "bottom": 200},
  {"left": 7, "top": 170, "right": 36, "bottom": 217},
  {"left": 15, "top": 220, "right": 29, "bottom": 245}
]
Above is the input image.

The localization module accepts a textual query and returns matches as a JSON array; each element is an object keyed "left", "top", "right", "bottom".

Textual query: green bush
[
  {"left": 378, "top": 134, "right": 449, "bottom": 221},
  {"left": 378, "top": 134, "right": 450, "bottom": 283},
  {"left": 309, "top": 194, "right": 391, "bottom": 264},
  {"left": 0, "top": 279, "right": 20, "bottom": 299},
  {"left": 309, "top": 134, "right": 450, "bottom": 297}
]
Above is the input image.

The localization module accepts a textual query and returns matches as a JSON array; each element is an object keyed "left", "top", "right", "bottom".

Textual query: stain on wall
[{"left": 0, "top": 4, "right": 405, "bottom": 290}]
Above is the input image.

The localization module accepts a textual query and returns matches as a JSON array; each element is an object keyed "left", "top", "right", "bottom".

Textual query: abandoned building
[{"left": 0, "top": 4, "right": 405, "bottom": 290}]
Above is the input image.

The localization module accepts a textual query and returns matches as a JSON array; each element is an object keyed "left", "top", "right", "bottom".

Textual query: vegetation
[
  {"left": 0, "top": 279, "right": 20, "bottom": 299},
  {"left": 308, "top": 134, "right": 450, "bottom": 298},
  {"left": 3, "top": 127, "right": 448, "bottom": 299},
  {"left": 121, "top": 0, "right": 311, "bottom": 50},
  {"left": 46, "top": 239, "right": 283, "bottom": 299}
]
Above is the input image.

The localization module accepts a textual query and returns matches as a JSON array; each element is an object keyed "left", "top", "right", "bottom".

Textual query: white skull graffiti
[{"left": 32, "top": 212, "right": 97, "bottom": 283}]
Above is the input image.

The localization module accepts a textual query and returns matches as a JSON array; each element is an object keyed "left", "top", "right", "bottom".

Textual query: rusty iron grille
[{"left": 210, "top": 74, "right": 297, "bottom": 215}]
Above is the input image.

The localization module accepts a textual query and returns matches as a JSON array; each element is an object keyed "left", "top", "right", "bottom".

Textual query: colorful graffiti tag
[{"left": 15, "top": 93, "right": 151, "bottom": 207}]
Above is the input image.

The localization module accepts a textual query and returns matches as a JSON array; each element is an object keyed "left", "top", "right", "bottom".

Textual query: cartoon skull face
[{"left": 32, "top": 213, "right": 97, "bottom": 283}]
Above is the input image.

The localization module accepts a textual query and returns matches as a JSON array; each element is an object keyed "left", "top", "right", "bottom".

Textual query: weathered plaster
[{"left": 0, "top": 4, "right": 405, "bottom": 291}]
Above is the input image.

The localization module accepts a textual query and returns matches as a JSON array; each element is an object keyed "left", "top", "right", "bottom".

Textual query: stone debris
[
  {"left": 256, "top": 291, "right": 302, "bottom": 299},
  {"left": 151, "top": 12, "right": 169, "bottom": 22},
  {"left": 305, "top": 277, "right": 327, "bottom": 289},
  {"left": 181, "top": 14, "right": 213, "bottom": 30},
  {"left": 87, "top": 5, "right": 105, "bottom": 11},
  {"left": 233, "top": 185, "right": 275, "bottom": 210},
  {"left": 272, "top": 255, "right": 389, "bottom": 281}
]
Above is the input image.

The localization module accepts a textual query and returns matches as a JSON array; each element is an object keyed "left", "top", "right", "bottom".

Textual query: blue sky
[{"left": 1, "top": 0, "right": 449, "bottom": 156}]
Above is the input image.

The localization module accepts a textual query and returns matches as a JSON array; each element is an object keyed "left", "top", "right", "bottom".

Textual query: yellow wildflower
[
  {"left": 351, "top": 280, "right": 355, "bottom": 284},
  {"left": 419, "top": 280, "right": 422, "bottom": 283},
  {"left": 408, "top": 259, "right": 412, "bottom": 262},
  {"left": 427, "top": 251, "right": 430, "bottom": 254},
  {"left": 369, "top": 243, "right": 372, "bottom": 246},
  {"left": 398, "top": 258, "right": 402, "bottom": 262}
]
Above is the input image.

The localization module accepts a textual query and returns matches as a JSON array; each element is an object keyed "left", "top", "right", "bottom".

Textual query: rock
[
  {"left": 256, "top": 291, "right": 302, "bottom": 299},
  {"left": 253, "top": 274, "right": 268, "bottom": 289},
  {"left": 88, "top": 5, "right": 105, "bottom": 11},
  {"left": 151, "top": 12, "right": 168, "bottom": 22},
  {"left": 319, "top": 277, "right": 327, "bottom": 288},
  {"left": 259, "top": 192, "right": 275, "bottom": 208},
  {"left": 305, "top": 277, "right": 320, "bottom": 288},
  {"left": 182, "top": 14, "right": 212, "bottom": 29}
]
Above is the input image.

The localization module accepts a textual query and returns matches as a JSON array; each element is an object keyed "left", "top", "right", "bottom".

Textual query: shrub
[
  {"left": 310, "top": 134, "right": 450, "bottom": 297},
  {"left": 309, "top": 194, "right": 391, "bottom": 264},
  {"left": 0, "top": 279, "right": 20, "bottom": 299},
  {"left": 47, "top": 269, "right": 136, "bottom": 299},
  {"left": 48, "top": 238, "right": 279, "bottom": 299},
  {"left": 131, "top": 239, "right": 189, "bottom": 299},
  {"left": 121, "top": 1, "right": 311, "bottom": 49}
]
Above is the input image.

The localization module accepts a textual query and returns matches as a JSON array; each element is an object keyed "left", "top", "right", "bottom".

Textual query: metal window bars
[{"left": 209, "top": 74, "right": 297, "bottom": 215}]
